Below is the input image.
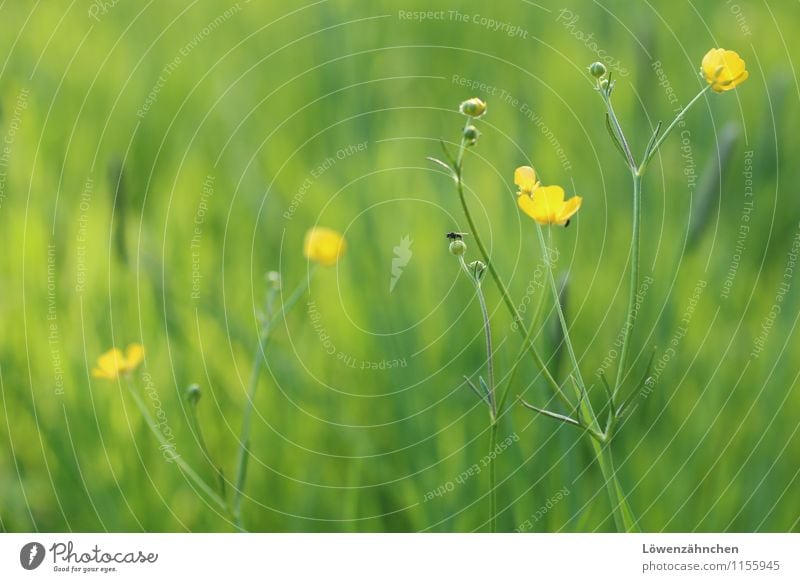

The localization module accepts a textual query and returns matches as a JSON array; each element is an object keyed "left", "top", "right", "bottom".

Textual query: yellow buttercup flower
[
  {"left": 702, "top": 48, "right": 748, "bottom": 92},
  {"left": 515, "top": 166, "right": 582, "bottom": 226},
  {"left": 514, "top": 165, "right": 540, "bottom": 195},
  {"left": 304, "top": 227, "right": 346, "bottom": 266},
  {"left": 92, "top": 344, "right": 144, "bottom": 380},
  {"left": 518, "top": 184, "right": 582, "bottom": 227}
]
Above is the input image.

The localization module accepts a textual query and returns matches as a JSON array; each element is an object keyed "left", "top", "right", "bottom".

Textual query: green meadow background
[{"left": 1, "top": 0, "right": 798, "bottom": 532}]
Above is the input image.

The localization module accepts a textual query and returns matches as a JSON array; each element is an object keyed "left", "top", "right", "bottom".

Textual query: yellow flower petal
[
  {"left": 95, "top": 349, "right": 125, "bottom": 379},
  {"left": 537, "top": 185, "right": 566, "bottom": 224},
  {"left": 92, "top": 345, "right": 144, "bottom": 381},
  {"left": 518, "top": 185, "right": 581, "bottom": 226},
  {"left": 124, "top": 344, "right": 145, "bottom": 371},
  {"left": 304, "top": 227, "right": 346, "bottom": 266},
  {"left": 555, "top": 196, "right": 583, "bottom": 226},
  {"left": 514, "top": 166, "right": 538, "bottom": 194},
  {"left": 702, "top": 48, "right": 748, "bottom": 92},
  {"left": 517, "top": 193, "right": 539, "bottom": 221}
]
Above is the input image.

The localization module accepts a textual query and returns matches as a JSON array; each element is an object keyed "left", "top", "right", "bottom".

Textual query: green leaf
[
  {"left": 519, "top": 398, "right": 581, "bottom": 427},
  {"left": 605, "top": 114, "right": 628, "bottom": 162},
  {"left": 599, "top": 372, "right": 615, "bottom": 433},
  {"left": 642, "top": 121, "right": 663, "bottom": 164},
  {"left": 438, "top": 138, "right": 457, "bottom": 167},
  {"left": 479, "top": 376, "right": 495, "bottom": 410},
  {"left": 426, "top": 156, "right": 457, "bottom": 181},
  {"left": 463, "top": 375, "right": 491, "bottom": 408},
  {"left": 619, "top": 346, "right": 657, "bottom": 418}
]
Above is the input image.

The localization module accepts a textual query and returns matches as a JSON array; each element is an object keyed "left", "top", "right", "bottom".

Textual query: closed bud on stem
[
  {"left": 468, "top": 260, "right": 487, "bottom": 282},
  {"left": 459, "top": 97, "right": 487, "bottom": 118},
  {"left": 589, "top": 62, "right": 607, "bottom": 78},
  {"left": 265, "top": 270, "right": 282, "bottom": 291},
  {"left": 600, "top": 78, "right": 611, "bottom": 95},
  {"left": 449, "top": 239, "right": 467, "bottom": 256},
  {"left": 463, "top": 125, "right": 480, "bottom": 146},
  {"left": 186, "top": 383, "right": 201, "bottom": 405}
]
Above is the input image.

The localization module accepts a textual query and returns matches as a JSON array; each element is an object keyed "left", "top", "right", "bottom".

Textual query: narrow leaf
[
  {"left": 619, "top": 346, "right": 657, "bottom": 418},
  {"left": 642, "top": 121, "right": 663, "bottom": 164},
  {"left": 426, "top": 156, "right": 456, "bottom": 179},
  {"left": 463, "top": 375, "right": 491, "bottom": 408},
  {"left": 605, "top": 114, "right": 628, "bottom": 162},
  {"left": 479, "top": 375, "right": 495, "bottom": 411},
  {"left": 519, "top": 398, "right": 581, "bottom": 427},
  {"left": 599, "top": 372, "right": 614, "bottom": 409},
  {"left": 439, "top": 138, "right": 457, "bottom": 167}
]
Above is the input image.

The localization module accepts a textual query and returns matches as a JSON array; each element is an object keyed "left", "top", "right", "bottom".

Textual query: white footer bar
[{"left": 1, "top": 533, "right": 797, "bottom": 581}]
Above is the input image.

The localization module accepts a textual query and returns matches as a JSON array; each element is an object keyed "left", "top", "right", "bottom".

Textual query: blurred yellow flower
[
  {"left": 702, "top": 48, "right": 748, "bottom": 92},
  {"left": 304, "top": 227, "right": 346, "bottom": 266},
  {"left": 92, "top": 344, "right": 144, "bottom": 380},
  {"left": 518, "top": 184, "right": 582, "bottom": 227},
  {"left": 514, "top": 165, "right": 540, "bottom": 195}
]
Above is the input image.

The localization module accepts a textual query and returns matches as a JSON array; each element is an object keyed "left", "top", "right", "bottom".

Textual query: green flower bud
[
  {"left": 589, "top": 62, "right": 607, "bottom": 78},
  {"left": 463, "top": 125, "right": 480, "bottom": 146},
  {"left": 265, "top": 270, "right": 282, "bottom": 291},
  {"left": 186, "top": 383, "right": 201, "bottom": 405},
  {"left": 468, "top": 260, "right": 487, "bottom": 282},
  {"left": 600, "top": 78, "right": 611, "bottom": 95},
  {"left": 449, "top": 239, "right": 467, "bottom": 256},
  {"left": 459, "top": 97, "right": 487, "bottom": 118}
]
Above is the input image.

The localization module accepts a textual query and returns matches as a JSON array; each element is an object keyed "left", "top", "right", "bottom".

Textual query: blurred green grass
[{"left": 1, "top": 0, "right": 799, "bottom": 532}]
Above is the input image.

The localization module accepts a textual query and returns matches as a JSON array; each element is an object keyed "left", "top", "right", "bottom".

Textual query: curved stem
[
  {"left": 232, "top": 270, "right": 315, "bottom": 529},
  {"left": 614, "top": 173, "right": 642, "bottom": 396},
  {"left": 124, "top": 378, "right": 228, "bottom": 513},
  {"left": 455, "top": 179, "right": 566, "bottom": 406},
  {"left": 232, "top": 338, "right": 267, "bottom": 528},
  {"left": 640, "top": 86, "right": 711, "bottom": 171}
]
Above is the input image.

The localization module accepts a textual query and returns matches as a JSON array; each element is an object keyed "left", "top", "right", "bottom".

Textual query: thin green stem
[
  {"left": 457, "top": 256, "right": 498, "bottom": 532},
  {"left": 458, "top": 257, "right": 495, "bottom": 418},
  {"left": 455, "top": 117, "right": 472, "bottom": 171},
  {"left": 640, "top": 86, "right": 711, "bottom": 171},
  {"left": 232, "top": 338, "right": 267, "bottom": 528},
  {"left": 591, "top": 439, "right": 638, "bottom": 532},
  {"left": 498, "top": 261, "right": 550, "bottom": 415},
  {"left": 232, "top": 270, "right": 315, "bottom": 528},
  {"left": 455, "top": 178, "right": 566, "bottom": 406},
  {"left": 489, "top": 421, "right": 498, "bottom": 533},
  {"left": 124, "top": 378, "right": 228, "bottom": 513},
  {"left": 601, "top": 91, "right": 637, "bottom": 170},
  {"left": 536, "top": 225, "right": 586, "bottom": 392},
  {"left": 614, "top": 173, "right": 642, "bottom": 397},
  {"left": 187, "top": 395, "right": 227, "bottom": 503},
  {"left": 452, "top": 115, "right": 565, "bottom": 406}
]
